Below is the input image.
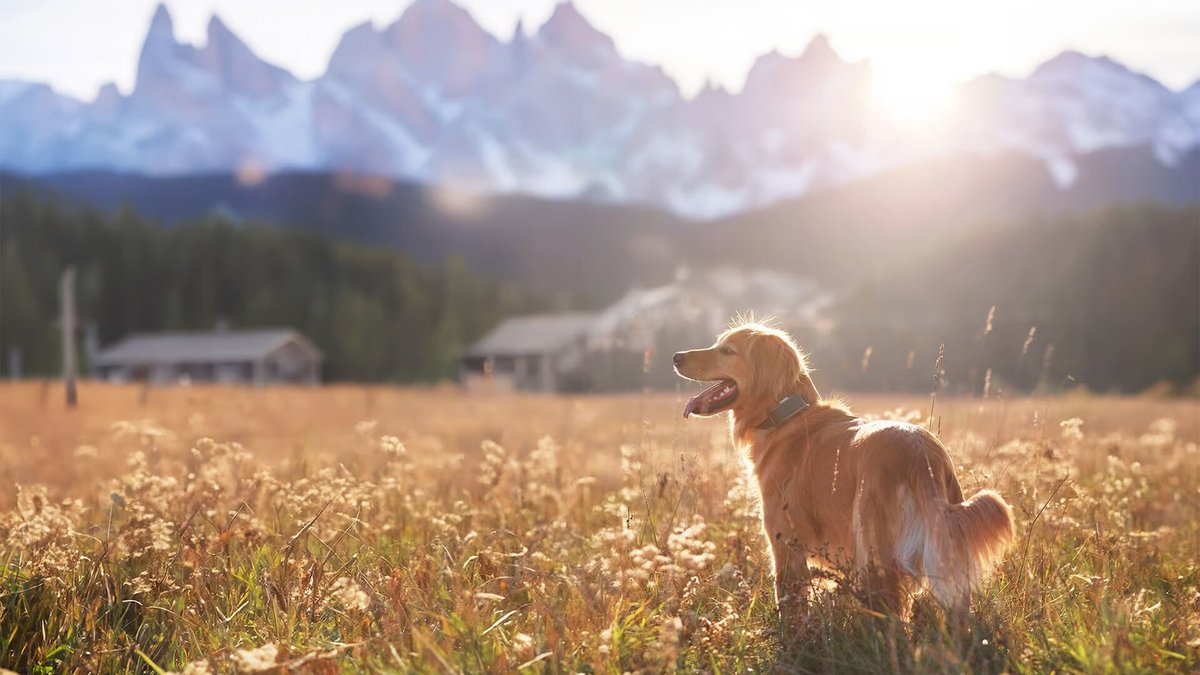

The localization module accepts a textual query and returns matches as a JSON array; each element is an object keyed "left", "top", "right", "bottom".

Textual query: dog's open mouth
[{"left": 683, "top": 380, "right": 739, "bottom": 418}]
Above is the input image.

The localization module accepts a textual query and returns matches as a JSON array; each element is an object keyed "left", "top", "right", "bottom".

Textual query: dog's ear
[
  {"left": 750, "top": 333, "right": 801, "bottom": 400},
  {"left": 749, "top": 332, "right": 819, "bottom": 403}
]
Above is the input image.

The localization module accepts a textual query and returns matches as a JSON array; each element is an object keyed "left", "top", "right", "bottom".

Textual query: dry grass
[{"left": 1, "top": 381, "right": 1198, "bottom": 673}]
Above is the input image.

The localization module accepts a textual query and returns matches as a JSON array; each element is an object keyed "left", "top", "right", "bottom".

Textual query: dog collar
[{"left": 758, "top": 395, "right": 809, "bottom": 430}]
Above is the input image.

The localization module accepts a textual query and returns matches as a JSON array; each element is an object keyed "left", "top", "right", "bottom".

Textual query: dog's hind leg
[
  {"left": 946, "top": 586, "right": 972, "bottom": 648},
  {"left": 862, "top": 559, "right": 915, "bottom": 620},
  {"left": 854, "top": 483, "right": 916, "bottom": 619}
]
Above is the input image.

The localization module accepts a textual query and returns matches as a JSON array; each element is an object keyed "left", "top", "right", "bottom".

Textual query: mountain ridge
[{"left": 0, "top": 1, "right": 1197, "bottom": 217}]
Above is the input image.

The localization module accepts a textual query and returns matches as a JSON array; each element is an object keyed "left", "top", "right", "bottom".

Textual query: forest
[
  {"left": 817, "top": 202, "right": 1200, "bottom": 395},
  {"left": 0, "top": 193, "right": 541, "bottom": 381},
  {"left": 1, "top": 192, "right": 1196, "bottom": 392}
]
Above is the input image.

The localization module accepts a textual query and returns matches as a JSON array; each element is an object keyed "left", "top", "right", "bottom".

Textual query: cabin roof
[
  {"left": 93, "top": 329, "right": 322, "bottom": 366},
  {"left": 463, "top": 313, "right": 597, "bottom": 358}
]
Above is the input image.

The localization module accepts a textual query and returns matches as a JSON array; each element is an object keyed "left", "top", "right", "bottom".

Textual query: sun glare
[{"left": 870, "top": 65, "right": 957, "bottom": 123}]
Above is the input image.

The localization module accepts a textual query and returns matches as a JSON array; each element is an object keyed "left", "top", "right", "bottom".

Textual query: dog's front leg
[{"left": 771, "top": 538, "right": 812, "bottom": 629}]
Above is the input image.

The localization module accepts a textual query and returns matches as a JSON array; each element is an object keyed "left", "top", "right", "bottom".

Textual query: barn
[{"left": 93, "top": 328, "right": 322, "bottom": 385}]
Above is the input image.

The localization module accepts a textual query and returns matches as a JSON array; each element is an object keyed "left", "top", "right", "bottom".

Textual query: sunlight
[
  {"left": 430, "top": 185, "right": 489, "bottom": 219},
  {"left": 870, "top": 63, "right": 957, "bottom": 123}
]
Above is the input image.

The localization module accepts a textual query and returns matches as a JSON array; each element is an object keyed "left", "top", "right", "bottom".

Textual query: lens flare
[{"left": 870, "top": 63, "right": 957, "bottom": 123}]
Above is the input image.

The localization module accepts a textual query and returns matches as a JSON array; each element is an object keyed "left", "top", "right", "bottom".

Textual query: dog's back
[
  {"left": 846, "top": 420, "right": 1014, "bottom": 611},
  {"left": 752, "top": 412, "right": 1014, "bottom": 614}
]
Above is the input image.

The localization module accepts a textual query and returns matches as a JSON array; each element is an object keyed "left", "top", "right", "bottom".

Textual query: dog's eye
[{"left": 719, "top": 345, "right": 735, "bottom": 355}]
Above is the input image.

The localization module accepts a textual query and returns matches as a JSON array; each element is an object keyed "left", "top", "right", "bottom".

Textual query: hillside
[
  {"left": 814, "top": 203, "right": 1200, "bottom": 394},
  {"left": 0, "top": 171, "right": 685, "bottom": 304},
  {"left": 4, "top": 145, "right": 1195, "bottom": 302},
  {"left": 693, "top": 147, "right": 1198, "bottom": 282}
]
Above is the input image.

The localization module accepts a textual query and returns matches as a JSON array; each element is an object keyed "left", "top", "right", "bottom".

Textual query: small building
[
  {"left": 460, "top": 313, "right": 596, "bottom": 392},
  {"left": 93, "top": 328, "right": 322, "bottom": 385},
  {"left": 459, "top": 267, "right": 834, "bottom": 393}
]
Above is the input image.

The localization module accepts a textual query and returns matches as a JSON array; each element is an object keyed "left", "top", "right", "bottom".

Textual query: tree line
[
  {"left": 0, "top": 193, "right": 540, "bottom": 381},
  {"left": 2, "top": 193, "right": 1195, "bottom": 393},
  {"left": 817, "top": 203, "right": 1199, "bottom": 395}
]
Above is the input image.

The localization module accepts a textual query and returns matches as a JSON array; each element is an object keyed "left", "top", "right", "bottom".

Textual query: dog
[{"left": 674, "top": 322, "right": 1014, "bottom": 622}]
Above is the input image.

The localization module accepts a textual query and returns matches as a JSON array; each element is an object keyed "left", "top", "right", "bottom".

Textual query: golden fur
[{"left": 674, "top": 322, "right": 1015, "bottom": 621}]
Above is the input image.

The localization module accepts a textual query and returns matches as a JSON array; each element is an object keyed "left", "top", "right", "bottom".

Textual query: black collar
[{"left": 758, "top": 395, "right": 810, "bottom": 430}]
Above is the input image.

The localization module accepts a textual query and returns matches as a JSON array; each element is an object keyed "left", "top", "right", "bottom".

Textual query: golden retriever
[{"left": 674, "top": 322, "right": 1014, "bottom": 622}]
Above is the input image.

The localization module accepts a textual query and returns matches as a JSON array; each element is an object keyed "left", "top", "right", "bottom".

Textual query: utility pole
[{"left": 60, "top": 267, "right": 78, "bottom": 408}]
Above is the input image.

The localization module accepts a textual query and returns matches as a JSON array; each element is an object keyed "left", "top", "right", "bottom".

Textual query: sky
[{"left": 1, "top": 0, "right": 1198, "bottom": 102}]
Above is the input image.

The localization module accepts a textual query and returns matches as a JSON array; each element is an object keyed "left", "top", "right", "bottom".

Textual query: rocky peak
[
  {"left": 538, "top": 2, "right": 615, "bottom": 58},
  {"left": 199, "top": 14, "right": 294, "bottom": 97}
]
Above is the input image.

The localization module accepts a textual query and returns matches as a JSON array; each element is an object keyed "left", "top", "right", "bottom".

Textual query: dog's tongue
[{"left": 683, "top": 381, "right": 731, "bottom": 418}]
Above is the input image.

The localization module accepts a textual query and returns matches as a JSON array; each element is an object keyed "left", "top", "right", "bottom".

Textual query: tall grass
[{"left": 0, "top": 383, "right": 1197, "bottom": 673}]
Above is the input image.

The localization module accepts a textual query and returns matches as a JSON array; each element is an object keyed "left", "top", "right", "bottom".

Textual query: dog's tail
[{"left": 897, "top": 488, "right": 1015, "bottom": 608}]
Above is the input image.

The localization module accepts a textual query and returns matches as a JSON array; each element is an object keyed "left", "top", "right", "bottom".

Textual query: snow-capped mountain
[
  {"left": 0, "top": 0, "right": 1196, "bottom": 218},
  {"left": 950, "top": 51, "right": 1199, "bottom": 186}
]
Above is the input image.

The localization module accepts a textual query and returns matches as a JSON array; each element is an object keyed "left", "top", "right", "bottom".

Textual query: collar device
[{"left": 758, "top": 395, "right": 809, "bottom": 430}]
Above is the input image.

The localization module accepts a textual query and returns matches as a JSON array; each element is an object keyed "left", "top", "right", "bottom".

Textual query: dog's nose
[{"left": 673, "top": 352, "right": 685, "bottom": 366}]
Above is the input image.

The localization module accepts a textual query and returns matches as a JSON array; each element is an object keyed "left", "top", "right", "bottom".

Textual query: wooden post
[{"left": 60, "top": 267, "right": 78, "bottom": 408}]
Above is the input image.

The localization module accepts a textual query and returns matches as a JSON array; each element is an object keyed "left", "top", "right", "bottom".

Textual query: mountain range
[{"left": 0, "top": 0, "right": 1198, "bottom": 218}]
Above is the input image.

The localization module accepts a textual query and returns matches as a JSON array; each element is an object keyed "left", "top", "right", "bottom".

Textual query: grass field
[{"left": 1, "top": 382, "right": 1198, "bottom": 673}]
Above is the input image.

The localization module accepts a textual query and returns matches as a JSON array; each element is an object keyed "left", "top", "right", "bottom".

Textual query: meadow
[{"left": 0, "top": 382, "right": 1197, "bottom": 673}]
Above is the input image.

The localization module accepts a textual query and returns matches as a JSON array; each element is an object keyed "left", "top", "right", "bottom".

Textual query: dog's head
[{"left": 673, "top": 322, "right": 819, "bottom": 421}]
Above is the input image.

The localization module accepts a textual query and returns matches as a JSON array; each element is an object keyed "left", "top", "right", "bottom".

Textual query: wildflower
[
  {"left": 2, "top": 485, "right": 83, "bottom": 580},
  {"left": 652, "top": 616, "right": 683, "bottom": 665},
  {"left": 1139, "top": 418, "right": 1177, "bottom": 448},
  {"left": 511, "top": 632, "right": 535, "bottom": 662},
  {"left": 724, "top": 470, "right": 761, "bottom": 519},
  {"left": 233, "top": 643, "right": 281, "bottom": 672},
  {"left": 480, "top": 440, "right": 507, "bottom": 487},
  {"left": 528, "top": 435, "right": 559, "bottom": 481},
  {"left": 380, "top": 435, "right": 406, "bottom": 458},
  {"left": 330, "top": 577, "right": 371, "bottom": 612},
  {"left": 598, "top": 628, "right": 613, "bottom": 655},
  {"left": 667, "top": 519, "right": 717, "bottom": 573},
  {"left": 620, "top": 444, "right": 641, "bottom": 478},
  {"left": 1060, "top": 418, "right": 1084, "bottom": 442}
]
